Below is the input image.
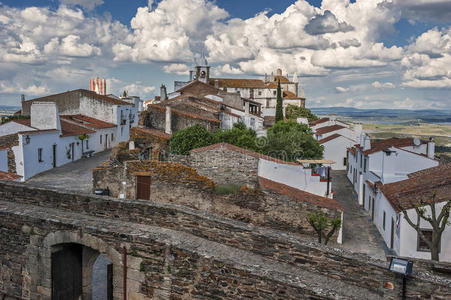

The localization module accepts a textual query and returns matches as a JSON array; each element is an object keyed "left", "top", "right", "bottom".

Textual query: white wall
[
  {"left": 374, "top": 192, "right": 400, "bottom": 253},
  {"left": 0, "top": 121, "right": 34, "bottom": 137},
  {"left": 322, "top": 136, "right": 355, "bottom": 170},
  {"left": 0, "top": 149, "right": 7, "bottom": 172},
  {"left": 258, "top": 159, "right": 329, "bottom": 197},
  {"left": 399, "top": 201, "right": 451, "bottom": 262}
]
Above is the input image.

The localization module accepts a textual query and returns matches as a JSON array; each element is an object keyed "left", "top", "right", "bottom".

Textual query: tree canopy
[
  {"left": 169, "top": 124, "right": 216, "bottom": 155},
  {"left": 275, "top": 80, "right": 284, "bottom": 122},
  {"left": 285, "top": 105, "right": 319, "bottom": 123}
]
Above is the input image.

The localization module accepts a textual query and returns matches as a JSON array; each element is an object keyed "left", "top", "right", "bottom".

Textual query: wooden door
[
  {"left": 51, "top": 244, "right": 82, "bottom": 300},
  {"left": 137, "top": 175, "right": 151, "bottom": 200},
  {"left": 107, "top": 263, "right": 113, "bottom": 300},
  {"left": 52, "top": 144, "right": 57, "bottom": 168},
  {"left": 390, "top": 218, "right": 395, "bottom": 249},
  {"left": 371, "top": 197, "right": 375, "bottom": 220},
  {"left": 104, "top": 134, "right": 108, "bottom": 150}
]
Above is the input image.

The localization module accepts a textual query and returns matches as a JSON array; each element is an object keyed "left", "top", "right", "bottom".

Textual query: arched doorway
[{"left": 51, "top": 243, "right": 114, "bottom": 300}]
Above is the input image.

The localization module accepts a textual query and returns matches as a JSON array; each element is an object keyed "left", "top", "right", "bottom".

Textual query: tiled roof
[
  {"left": 147, "top": 104, "right": 220, "bottom": 124},
  {"left": 362, "top": 138, "right": 417, "bottom": 155},
  {"left": 283, "top": 90, "right": 301, "bottom": 99},
  {"left": 60, "top": 120, "right": 96, "bottom": 137},
  {"left": 177, "top": 80, "right": 221, "bottom": 96},
  {"left": 258, "top": 177, "right": 343, "bottom": 211},
  {"left": 347, "top": 147, "right": 356, "bottom": 155},
  {"left": 377, "top": 163, "right": 451, "bottom": 212},
  {"left": 132, "top": 127, "right": 171, "bottom": 140},
  {"left": 309, "top": 118, "right": 330, "bottom": 126},
  {"left": 315, "top": 125, "right": 345, "bottom": 135},
  {"left": 209, "top": 78, "right": 267, "bottom": 89},
  {"left": 318, "top": 133, "right": 341, "bottom": 144},
  {"left": 274, "top": 75, "right": 290, "bottom": 83},
  {"left": 190, "top": 142, "right": 299, "bottom": 165},
  {"left": 0, "top": 171, "right": 21, "bottom": 181},
  {"left": 60, "top": 115, "right": 116, "bottom": 129},
  {"left": 25, "top": 89, "right": 132, "bottom": 106},
  {"left": 12, "top": 119, "right": 33, "bottom": 127}
]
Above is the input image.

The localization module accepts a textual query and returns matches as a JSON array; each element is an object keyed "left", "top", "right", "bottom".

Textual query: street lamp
[{"left": 389, "top": 257, "right": 413, "bottom": 300}]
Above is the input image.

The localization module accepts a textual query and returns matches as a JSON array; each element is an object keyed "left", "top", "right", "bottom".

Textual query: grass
[{"left": 214, "top": 184, "right": 241, "bottom": 195}]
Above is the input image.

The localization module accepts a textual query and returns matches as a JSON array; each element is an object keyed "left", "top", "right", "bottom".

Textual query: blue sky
[{"left": 0, "top": 0, "right": 450, "bottom": 110}]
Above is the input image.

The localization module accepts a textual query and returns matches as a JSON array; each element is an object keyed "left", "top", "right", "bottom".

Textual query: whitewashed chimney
[
  {"left": 160, "top": 85, "right": 168, "bottom": 101},
  {"left": 427, "top": 137, "right": 435, "bottom": 159},
  {"left": 354, "top": 124, "right": 362, "bottom": 142},
  {"left": 31, "top": 102, "right": 61, "bottom": 131},
  {"left": 244, "top": 101, "right": 250, "bottom": 114},
  {"left": 165, "top": 106, "right": 172, "bottom": 134},
  {"left": 214, "top": 80, "right": 219, "bottom": 89},
  {"left": 363, "top": 134, "right": 371, "bottom": 151}
]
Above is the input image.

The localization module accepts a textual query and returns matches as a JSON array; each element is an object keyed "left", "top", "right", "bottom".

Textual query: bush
[
  {"left": 169, "top": 124, "right": 215, "bottom": 155},
  {"left": 213, "top": 123, "right": 258, "bottom": 151},
  {"left": 215, "top": 184, "right": 241, "bottom": 195},
  {"left": 264, "top": 121, "right": 323, "bottom": 161},
  {"left": 285, "top": 105, "right": 319, "bottom": 123}
]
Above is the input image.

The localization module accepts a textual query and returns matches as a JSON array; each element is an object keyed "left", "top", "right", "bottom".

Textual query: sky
[{"left": 0, "top": 0, "right": 450, "bottom": 110}]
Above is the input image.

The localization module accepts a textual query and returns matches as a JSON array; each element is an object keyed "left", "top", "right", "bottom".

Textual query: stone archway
[{"left": 28, "top": 231, "right": 124, "bottom": 300}]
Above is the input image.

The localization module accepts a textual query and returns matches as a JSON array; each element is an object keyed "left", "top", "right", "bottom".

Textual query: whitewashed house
[
  {"left": 370, "top": 164, "right": 451, "bottom": 262},
  {"left": 319, "top": 134, "right": 356, "bottom": 170}
]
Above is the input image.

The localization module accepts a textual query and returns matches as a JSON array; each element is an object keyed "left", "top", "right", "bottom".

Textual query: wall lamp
[
  {"left": 389, "top": 257, "right": 413, "bottom": 300},
  {"left": 25, "top": 135, "right": 30, "bottom": 145}
]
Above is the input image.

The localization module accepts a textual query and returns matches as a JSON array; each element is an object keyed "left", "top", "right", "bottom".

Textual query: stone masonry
[{"left": 0, "top": 182, "right": 450, "bottom": 299}]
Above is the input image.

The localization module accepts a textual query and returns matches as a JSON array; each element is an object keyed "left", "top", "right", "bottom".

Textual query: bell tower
[{"left": 194, "top": 54, "right": 210, "bottom": 83}]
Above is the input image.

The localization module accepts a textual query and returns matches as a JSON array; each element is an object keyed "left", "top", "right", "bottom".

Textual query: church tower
[{"left": 194, "top": 54, "right": 210, "bottom": 83}]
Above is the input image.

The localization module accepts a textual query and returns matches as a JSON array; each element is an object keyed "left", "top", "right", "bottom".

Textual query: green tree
[
  {"left": 214, "top": 122, "right": 258, "bottom": 151},
  {"left": 169, "top": 124, "right": 215, "bottom": 155},
  {"left": 285, "top": 105, "right": 319, "bottom": 123},
  {"left": 122, "top": 90, "right": 128, "bottom": 97},
  {"left": 398, "top": 192, "right": 450, "bottom": 261},
  {"left": 307, "top": 211, "right": 342, "bottom": 245},
  {"left": 275, "top": 80, "right": 284, "bottom": 122},
  {"left": 264, "top": 121, "right": 323, "bottom": 161}
]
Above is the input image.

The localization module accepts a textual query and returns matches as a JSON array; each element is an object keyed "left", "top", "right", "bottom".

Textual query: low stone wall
[
  {"left": 0, "top": 182, "right": 450, "bottom": 300},
  {"left": 92, "top": 160, "right": 340, "bottom": 237}
]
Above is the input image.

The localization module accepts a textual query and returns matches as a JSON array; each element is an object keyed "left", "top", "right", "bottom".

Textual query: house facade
[
  {"left": 372, "top": 164, "right": 451, "bottom": 262},
  {"left": 319, "top": 134, "right": 356, "bottom": 170}
]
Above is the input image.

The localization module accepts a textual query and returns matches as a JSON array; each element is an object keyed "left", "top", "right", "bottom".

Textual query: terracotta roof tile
[
  {"left": 132, "top": 127, "right": 171, "bottom": 140},
  {"left": 315, "top": 125, "right": 345, "bottom": 135},
  {"left": 209, "top": 78, "right": 267, "bottom": 89},
  {"left": 60, "top": 120, "right": 96, "bottom": 137},
  {"left": 0, "top": 171, "right": 21, "bottom": 181},
  {"left": 25, "top": 89, "right": 132, "bottom": 106},
  {"left": 60, "top": 115, "right": 116, "bottom": 129},
  {"left": 318, "top": 133, "right": 341, "bottom": 144},
  {"left": 363, "top": 138, "right": 418, "bottom": 155},
  {"left": 309, "top": 118, "right": 330, "bottom": 126},
  {"left": 283, "top": 90, "right": 301, "bottom": 99},
  {"left": 147, "top": 104, "right": 220, "bottom": 124},
  {"left": 377, "top": 163, "right": 451, "bottom": 212},
  {"left": 259, "top": 177, "right": 343, "bottom": 211},
  {"left": 190, "top": 142, "right": 299, "bottom": 165}
]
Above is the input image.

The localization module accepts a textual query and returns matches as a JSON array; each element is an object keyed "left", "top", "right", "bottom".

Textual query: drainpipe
[{"left": 123, "top": 247, "right": 127, "bottom": 300}]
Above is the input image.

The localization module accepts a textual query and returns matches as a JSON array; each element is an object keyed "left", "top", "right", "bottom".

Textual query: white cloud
[
  {"left": 122, "top": 83, "right": 156, "bottom": 98},
  {"left": 60, "top": 0, "right": 104, "bottom": 11},
  {"left": 215, "top": 64, "right": 244, "bottom": 75},
  {"left": 372, "top": 81, "right": 395, "bottom": 89},
  {"left": 304, "top": 10, "right": 354, "bottom": 35},
  {"left": 336, "top": 86, "right": 349, "bottom": 93},
  {"left": 393, "top": 0, "right": 451, "bottom": 22},
  {"left": 162, "top": 63, "right": 190, "bottom": 75},
  {"left": 0, "top": 80, "right": 50, "bottom": 95}
]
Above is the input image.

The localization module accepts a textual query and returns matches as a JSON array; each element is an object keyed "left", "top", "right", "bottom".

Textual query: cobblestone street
[
  {"left": 23, "top": 150, "right": 111, "bottom": 193},
  {"left": 332, "top": 170, "right": 388, "bottom": 260}
]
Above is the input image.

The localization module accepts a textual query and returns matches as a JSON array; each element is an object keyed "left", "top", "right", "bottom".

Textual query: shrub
[
  {"left": 169, "top": 124, "right": 215, "bottom": 155},
  {"left": 215, "top": 184, "right": 241, "bottom": 195}
]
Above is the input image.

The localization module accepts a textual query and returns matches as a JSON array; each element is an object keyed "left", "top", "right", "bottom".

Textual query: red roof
[
  {"left": 259, "top": 177, "right": 343, "bottom": 211},
  {"left": 25, "top": 89, "right": 132, "bottom": 106},
  {"left": 377, "top": 163, "right": 451, "bottom": 212},
  {"left": 190, "top": 142, "right": 299, "bottom": 165},
  {"left": 0, "top": 171, "right": 21, "bottom": 181},
  {"left": 309, "top": 118, "right": 329, "bottom": 126},
  {"left": 60, "top": 120, "right": 95, "bottom": 137},
  {"left": 147, "top": 104, "right": 220, "bottom": 124},
  {"left": 362, "top": 138, "right": 418, "bottom": 155},
  {"left": 315, "top": 125, "right": 345, "bottom": 135},
  {"left": 132, "top": 127, "right": 171, "bottom": 140},
  {"left": 12, "top": 119, "right": 33, "bottom": 127},
  {"left": 60, "top": 115, "right": 116, "bottom": 129},
  {"left": 318, "top": 133, "right": 341, "bottom": 144}
]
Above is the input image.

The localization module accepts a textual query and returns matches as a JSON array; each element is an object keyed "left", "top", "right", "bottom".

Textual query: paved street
[
  {"left": 332, "top": 170, "right": 388, "bottom": 260},
  {"left": 23, "top": 150, "right": 111, "bottom": 193}
]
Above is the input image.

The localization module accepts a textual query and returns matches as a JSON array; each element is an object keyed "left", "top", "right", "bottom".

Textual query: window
[
  {"left": 38, "top": 148, "right": 43, "bottom": 162},
  {"left": 121, "top": 126, "right": 124, "bottom": 136},
  {"left": 343, "top": 157, "right": 347, "bottom": 166},
  {"left": 100, "top": 135, "right": 102, "bottom": 144},
  {"left": 417, "top": 229, "right": 436, "bottom": 252},
  {"left": 383, "top": 211, "right": 386, "bottom": 230},
  {"left": 273, "top": 90, "right": 277, "bottom": 96},
  {"left": 364, "top": 158, "right": 367, "bottom": 172},
  {"left": 86, "top": 140, "right": 89, "bottom": 150},
  {"left": 111, "top": 133, "right": 114, "bottom": 142},
  {"left": 258, "top": 91, "right": 262, "bottom": 96},
  {"left": 360, "top": 154, "right": 363, "bottom": 168}
]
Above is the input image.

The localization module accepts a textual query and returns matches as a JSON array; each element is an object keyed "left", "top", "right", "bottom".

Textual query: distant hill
[
  {"left": 309, "top": 107, "right": 451, "bottom": 123},
  {"left": 0, "top": 105, "right": 20, "bottom": 111}
]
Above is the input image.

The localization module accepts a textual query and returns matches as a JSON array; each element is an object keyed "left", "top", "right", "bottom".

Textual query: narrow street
[
  {"left": 23, "top": 150, "right": 111, "bottom": 193},
  {"left": 332, "top": 170, "right": 388, "bottom": 260}
]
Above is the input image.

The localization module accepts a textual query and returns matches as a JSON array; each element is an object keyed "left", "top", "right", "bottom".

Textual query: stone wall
[
  {"left": 0, "top": 133, "right": 19, "bottom": 173},
  {"left": 92, "top": 160, "right": 340, "bottom": 237},
  {"left": 0, "top": 183, "right": 450, "bottom": 299},
  {"left": 168, "top": 143, "right": 259, "bottom": 187}
]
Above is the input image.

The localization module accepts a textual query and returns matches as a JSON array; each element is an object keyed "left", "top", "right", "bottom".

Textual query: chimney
[
  {"left": 276, "top": 68, "right": 282, "bottom": 76},
  {"left": 363, "top": 135, "right": 371, "bottom": 151},
  {"left": 427, "top": 137, "right": 435, "bottom": 159},
  {"left": 270, "top": 72, "right": 274, "bottom": 82},
  {"left": 160, "top": 84, "right": 167, "bottom": 101},
  {"left": 214, "top": 80, "right": 219, "bottom": 89},
  {"left": 21, "top": 94, "right": 25, "bottom": 102},
  {"left": 31, "top": 102, "right": 60, "bottom": 131},
  {"left": 189, "top": 70, "right": 194, "bottom": 81},
  {"left": 264, "top": 73, "right": 268, "bottom": 83},
  {"left": 244, "top": 101, "right": 249, "bottom": 114},
  {"left": 165, "top": 106, "right": 172, "bottom": 134},
  {"left": 354, "top": 124, "right": 362, "bottom": 142}
]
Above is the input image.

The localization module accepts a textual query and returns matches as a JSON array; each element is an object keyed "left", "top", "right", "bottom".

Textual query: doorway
[
  {"left": 137, "top": 175, "right": 151, "bottom": 200},
  {"left": 52, "top": 144, "right": 57, "bottom": 168},
  {"left": 390, "top": 218, "right": 395, "bottom": 249},
  {"left": 71, "top": 143, "right": 75, "bottom": 161},
  {"left": 371, "top": 197, "right": 375, "bottom": 220},
  {"left": 51, "top": 244, "right": 83, "bottom": 300},
  {"left": 104, "top": 134, "right": 108, "bottom": 150}
]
